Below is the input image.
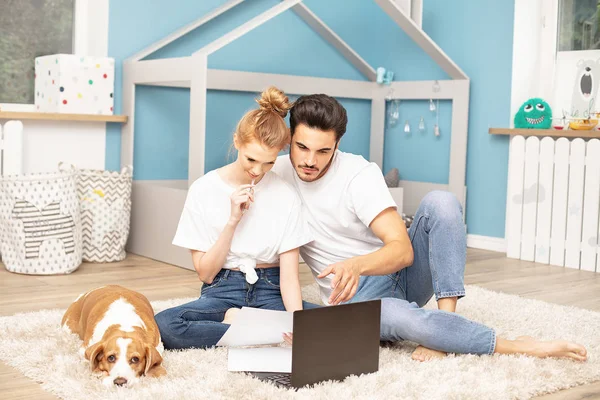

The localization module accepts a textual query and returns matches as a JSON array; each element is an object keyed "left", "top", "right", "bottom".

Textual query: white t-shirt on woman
[{"left": 172, "top": 170, "right": 314, "bottom": 269}]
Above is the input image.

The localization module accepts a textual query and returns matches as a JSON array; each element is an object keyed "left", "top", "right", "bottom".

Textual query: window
[
  {"left": 558, "top": 0, "right": 600, "bottom": 51},
  {"left": 0, "top": 0, "right": 75, "bottom": 105}
]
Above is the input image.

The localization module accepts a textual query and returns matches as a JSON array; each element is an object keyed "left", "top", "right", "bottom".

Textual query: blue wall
[{"left": 107, "top": 0, "right": 514, "bottom": 238}]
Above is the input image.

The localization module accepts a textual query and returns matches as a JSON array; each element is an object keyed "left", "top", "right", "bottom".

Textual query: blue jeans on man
[{"left": 351, "top": 191, "right": 496, "bottom": 355}]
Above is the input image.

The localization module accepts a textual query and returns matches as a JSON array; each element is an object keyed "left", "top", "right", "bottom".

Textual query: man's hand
[{"left": 318, "top": 260, "right": 361, "bottom": 305}]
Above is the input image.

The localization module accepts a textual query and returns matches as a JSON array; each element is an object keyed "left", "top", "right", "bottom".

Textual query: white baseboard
[{"left": 467, "top": 234, "right": 506, "bottom": 253}]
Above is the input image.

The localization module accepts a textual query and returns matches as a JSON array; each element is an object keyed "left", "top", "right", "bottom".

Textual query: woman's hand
[
  {"left": 229, "top": 184, "right": 255, "bottom": 223},
  {"left": 282, "top": 332, "right": 293, "bottom": 346}
]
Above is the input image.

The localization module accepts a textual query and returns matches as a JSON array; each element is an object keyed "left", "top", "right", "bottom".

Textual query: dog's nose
[
  {"left": 586, "top": 67, "right": 592, "bottom": 72},
  {"left": 113, "top": 377, "right": 127, "bottom": 386}
]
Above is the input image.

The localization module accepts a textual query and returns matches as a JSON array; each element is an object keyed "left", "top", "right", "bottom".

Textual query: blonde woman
[{"left": 155, "top": 87, "right": 313, "bottom": 349}]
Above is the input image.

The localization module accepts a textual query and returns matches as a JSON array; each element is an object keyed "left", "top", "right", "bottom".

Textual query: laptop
[{"left": 251, "top": 299, "right": 381, "bottom": 389}]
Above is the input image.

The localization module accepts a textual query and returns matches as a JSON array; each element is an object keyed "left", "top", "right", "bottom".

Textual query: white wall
[
  {"left": 0, "top": 0, "right": 109, "bottom": 174},
  {"left": 510, "top": 0, "right": 558, "bottom": 126}
]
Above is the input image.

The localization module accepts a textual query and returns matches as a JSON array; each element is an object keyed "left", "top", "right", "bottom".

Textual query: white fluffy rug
[{"left": 0, "top": 284, "right": 598, "bottom": 400}]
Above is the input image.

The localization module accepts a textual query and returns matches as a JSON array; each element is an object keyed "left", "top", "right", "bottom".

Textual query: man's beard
[{"left": 290, "top": 151, "right": 336, "bottom": 182}]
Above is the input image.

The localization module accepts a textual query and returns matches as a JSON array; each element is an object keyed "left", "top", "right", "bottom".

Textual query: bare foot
[
  {"left": 411, "top": 345, "right": 447, "bottom": 362},
  {"left": 222, "top": 308, "right": 240, "bottom": 324},
  {"left": 515, "top": 336, "right": 587, "bottom": 361}
]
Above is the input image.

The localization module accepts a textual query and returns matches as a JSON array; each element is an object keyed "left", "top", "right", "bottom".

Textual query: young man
[{"left": 272, "top": 94, "right": 587, "bottom": 362}]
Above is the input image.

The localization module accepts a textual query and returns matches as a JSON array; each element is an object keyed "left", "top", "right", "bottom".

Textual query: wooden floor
[{"left": 1, "top": 248, "right": 599, "bottom": 399}]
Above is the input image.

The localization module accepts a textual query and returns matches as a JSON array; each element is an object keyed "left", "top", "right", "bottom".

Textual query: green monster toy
[{"left": 514, "top": 98, "right": 553, "bottom": 129}]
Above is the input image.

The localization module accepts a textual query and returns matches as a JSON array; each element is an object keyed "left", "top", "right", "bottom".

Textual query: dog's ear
[
  {"left": 144, "top": 345, "right": 166, "bottom": 378},
  {"left": 84, "top": 342, "right": 104, "bottom": 372}
]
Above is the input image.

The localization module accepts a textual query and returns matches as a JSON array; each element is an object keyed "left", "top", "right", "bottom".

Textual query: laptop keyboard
[{"left": 264, "top": 373, "right": 292, "bottom": 387}]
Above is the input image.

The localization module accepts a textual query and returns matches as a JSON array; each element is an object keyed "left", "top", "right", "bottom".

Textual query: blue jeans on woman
[
  {"left": 155, "top": 267, "right": 316, "bottom": 349},
  {"left": 351, "top": 191, "right": 497, "bottom": 355}
]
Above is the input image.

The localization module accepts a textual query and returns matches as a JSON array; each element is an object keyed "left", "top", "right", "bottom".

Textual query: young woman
[{"left": 155, "top": 87, "right": 313, "bottom": 350}]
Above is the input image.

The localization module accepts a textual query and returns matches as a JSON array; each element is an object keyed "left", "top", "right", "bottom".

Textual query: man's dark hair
[{"left": 289, "top": 94, "right": 348, "bottom": 141}]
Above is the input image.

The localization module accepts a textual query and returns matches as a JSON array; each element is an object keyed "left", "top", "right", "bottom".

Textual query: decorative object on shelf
[
  {"left": 568, "top": 118, "right": 598, "bottom": 130},
  {"left": 385, "top": 88, "right": 394, "bottom": 101},
  {"left": 570, "top": 59, "right": 600, "bottom": 119},
  {"left": 432, "top": 98, "right": 440, "bottom": 137},
  {"left": 376, "top": 67, "right": 394, "bottom": 85},
  {"left": 552, "top": 110, "right": 569, "bottom": 130},
  {"left": 386, "top": 88, "right": 400, "bottom": 128},
  {"left": 404, "top": 120, "right": 411, "bottom": 134},
  {"left": 377, "top": 67, "right": 385, "bottom": 84},
  {"left": 35, "top": 54, "right": 115, "bottom": 115},
  {"left": 418, "top": 116, "right": 426, "bottom": 133},
  {"left": 382, "top": 72, "right": 399, "bottom": 128},
  {"left": 514, "top": 98, "right": 553, "bottom": 129},
  {"left": 384, "top": 168, "right": 400, "bottom": 188}
]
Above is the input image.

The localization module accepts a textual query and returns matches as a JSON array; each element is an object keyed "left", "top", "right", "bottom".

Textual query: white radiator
[
  {"left": 506, "top": 135, "right": 600, "bottom": 272},
  {"left": 0, "top": 121, "right": 24, "bottom": 176}
]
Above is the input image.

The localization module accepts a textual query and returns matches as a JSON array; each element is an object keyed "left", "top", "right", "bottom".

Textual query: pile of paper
[{"left": 216, "top": 307, "right": 293, "bottom": 373}]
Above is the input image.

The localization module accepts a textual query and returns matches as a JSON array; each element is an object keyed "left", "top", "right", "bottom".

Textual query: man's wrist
[{"left": 352, "top": 257, "right": 364, "bottom": 275}]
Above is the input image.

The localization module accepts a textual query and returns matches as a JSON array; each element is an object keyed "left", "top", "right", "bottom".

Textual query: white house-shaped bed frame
[{"left": 121, "top": 0, "right": 470, "bottom": 269}]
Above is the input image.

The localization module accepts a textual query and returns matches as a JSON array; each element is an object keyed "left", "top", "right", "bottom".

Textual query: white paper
[
  {"left": 216, "top": 307, "right": 293, "bottom": 347},
  {"left": 228, "top": 347, "right": 292, "bottom": 373}
]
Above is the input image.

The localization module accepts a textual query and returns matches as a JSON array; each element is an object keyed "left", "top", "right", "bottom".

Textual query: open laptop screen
[{"left": 290, "top": 300, "right": 381, "bottom": 388}]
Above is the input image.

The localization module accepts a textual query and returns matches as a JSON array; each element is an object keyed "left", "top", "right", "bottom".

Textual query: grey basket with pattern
[
  {"left": 0, "top": 166, "right": 82, "bottom": 275},
  {"left": 77, "top": 166, "right": 132, "bottom": 262}
]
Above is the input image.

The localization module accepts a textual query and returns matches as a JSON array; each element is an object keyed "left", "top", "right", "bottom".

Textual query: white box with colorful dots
[{"left": 34, "top": 54, "right": 115, "bottom": 115}]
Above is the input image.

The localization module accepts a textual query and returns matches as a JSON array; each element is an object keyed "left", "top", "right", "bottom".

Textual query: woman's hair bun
[{"left": 256, "top": 86, "right": 292, "bottom": 118}]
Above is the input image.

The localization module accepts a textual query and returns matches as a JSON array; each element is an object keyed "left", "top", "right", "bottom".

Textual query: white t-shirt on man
[
  {"left": 172, "top": 170, "right": 313, "bottom": 270},
  {"left": 272, "top": 150, "right": 397, "bottom": 304}
]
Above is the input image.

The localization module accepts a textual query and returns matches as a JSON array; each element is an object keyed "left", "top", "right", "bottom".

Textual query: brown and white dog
[{"left": 62, "top": 285, "right": 166, "bottom": 387}]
